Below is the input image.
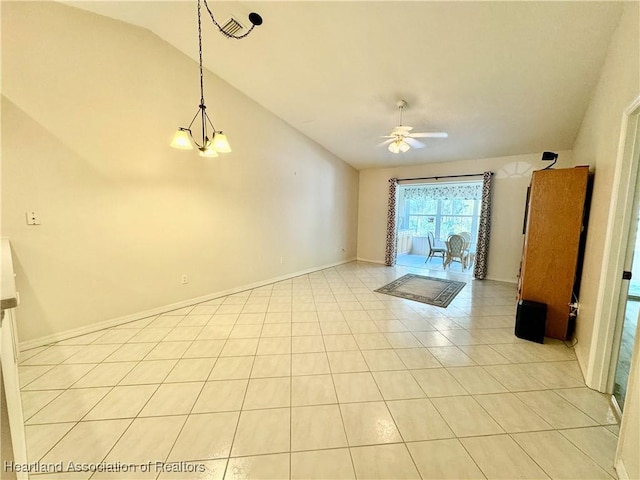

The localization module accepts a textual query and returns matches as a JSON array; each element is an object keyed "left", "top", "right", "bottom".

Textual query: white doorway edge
[{"left": 586, "top": 95, "right": 640, "bottom": 391}]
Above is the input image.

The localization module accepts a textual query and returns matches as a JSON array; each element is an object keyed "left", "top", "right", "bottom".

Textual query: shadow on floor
[{"left": 397, "top": 253, "right": 473, "bottom": 276}]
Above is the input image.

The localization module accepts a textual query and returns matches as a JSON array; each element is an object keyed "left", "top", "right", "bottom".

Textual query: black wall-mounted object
[
  {"left": 248, "top": 13, "right": 263, "bottom": 26},
  {"left": 522, "top": 186, "right": 531, "bottom": 235},
  {"left": 541, "top": 151, "right": 559, "bottom": 170},
  {"left": 515, "top": 300, "right": 547, "bottom": 344}
]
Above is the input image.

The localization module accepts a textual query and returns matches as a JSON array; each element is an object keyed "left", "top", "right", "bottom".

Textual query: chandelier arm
[
  {"left": 184, "top": 108, "right": 204, "bottom": 149},
  {"left": 186, "top": 109, "right": 200, "bottom": 130},
  {"left": 200, "top": 106, "right": 208, "bottom": 148},
  {"left": 203, "top": 110, "right": 217, "bottom": 136},
  {"left": 201, "top": 0, "right": 256, "bottom": 39}
]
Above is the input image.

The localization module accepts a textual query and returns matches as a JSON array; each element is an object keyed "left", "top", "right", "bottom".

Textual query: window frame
[{"left": 400, "top": 182, "right": 482, "bottom": 243}]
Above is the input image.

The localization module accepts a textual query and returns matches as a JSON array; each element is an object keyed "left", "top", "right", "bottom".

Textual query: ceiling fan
[{"left": 380, "top": 100, "right": 448, "bottom": 153}]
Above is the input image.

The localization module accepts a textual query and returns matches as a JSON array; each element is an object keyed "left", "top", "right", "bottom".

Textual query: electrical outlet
[
  {"left": 280, "top": 257, "right": 284, "bottom": 264},
  {"left": 181, "top": 274, "right": 188, "bottom": 284}
]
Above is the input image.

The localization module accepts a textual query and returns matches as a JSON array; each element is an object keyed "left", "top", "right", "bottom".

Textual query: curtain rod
[{"left": 396, "top": 172, "right": 492, "bottom": 182}]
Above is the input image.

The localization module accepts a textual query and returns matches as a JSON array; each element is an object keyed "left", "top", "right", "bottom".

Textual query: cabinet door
[{"left": 520, "top": 167, "right": 589, "bottom": 339}]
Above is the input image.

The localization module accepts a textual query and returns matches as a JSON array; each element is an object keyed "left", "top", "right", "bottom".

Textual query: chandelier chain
[
  {"left": 172, "top": 0, "right": 261, "bottom": 154},
  {"left": 197, "top": 0, "right": 205, "bottom": 106}
]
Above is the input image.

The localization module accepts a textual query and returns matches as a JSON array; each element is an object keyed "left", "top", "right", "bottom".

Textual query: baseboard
[
  {"left": 574, "top": 343, "right": 589, "bottom": 385},
  {"left": 483, "top": 275, "right": 518, "bottom": 284},
  {"left": 356, "top": 257, "right": 386, "bottom": 265},
  {"left": 615, "top": 458, "right": 630, "bottom": 480},
  {"left": 19, "top": 257, "right": 357, "bottom": 351}
]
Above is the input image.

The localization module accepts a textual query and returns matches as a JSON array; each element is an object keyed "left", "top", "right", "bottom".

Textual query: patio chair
[
  {"left": 444, "top": 234, "right": 469, "bottom": 270},
  {"left": 426, "top": 232, "right": 446, "bottom": 264}
]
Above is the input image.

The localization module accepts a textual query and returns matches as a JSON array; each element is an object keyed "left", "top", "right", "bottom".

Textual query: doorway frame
[{"left": 586, "top": 95, "right": 640, "bottom": 392}]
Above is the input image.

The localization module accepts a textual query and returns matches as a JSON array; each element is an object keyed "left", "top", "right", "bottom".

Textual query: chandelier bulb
[
  {"left": 213, "top": 132, "right": 232, "bottom": 153},
  {"left": 171, "top": 128, "right": 194, "bottom": 150},
  {"left": 199, "top": 144, "right": 219, "bottom": 157}
]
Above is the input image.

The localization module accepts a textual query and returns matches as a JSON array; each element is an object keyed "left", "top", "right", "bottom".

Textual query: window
[{"left": 398, "top": 182, "right": 482, "bottom": 243}]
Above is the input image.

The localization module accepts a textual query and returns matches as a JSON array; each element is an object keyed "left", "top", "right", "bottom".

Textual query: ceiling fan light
[
  {"left": 170, "top": 128, "right": 194, "bottom": 150},
  {"left": 213, "top": 132, "right": 232, "bottom": 153},
  {"left": 399, "top": 141, "right": 410, "bottom": 153},
  {"left": 388, "top": 141, "right": 400, "bottom": 154}
]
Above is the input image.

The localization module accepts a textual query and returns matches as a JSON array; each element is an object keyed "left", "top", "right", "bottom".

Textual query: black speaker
[{"left": 515, "top": 300, "right": 547, "bottom": 344}]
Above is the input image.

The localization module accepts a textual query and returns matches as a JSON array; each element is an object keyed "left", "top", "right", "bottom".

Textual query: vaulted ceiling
[{"left": 66, "top": 1, "right": 624, "bottom": 170}]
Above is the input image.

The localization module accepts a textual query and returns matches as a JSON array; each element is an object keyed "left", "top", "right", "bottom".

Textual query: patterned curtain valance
[{"left": 402, "top": 182, "right": 482, "bottom": 201}]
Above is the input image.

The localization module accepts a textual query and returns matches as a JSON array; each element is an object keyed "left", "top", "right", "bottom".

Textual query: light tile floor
[{"left": 18, "top": 261, "right": 619, "bottom": 479}]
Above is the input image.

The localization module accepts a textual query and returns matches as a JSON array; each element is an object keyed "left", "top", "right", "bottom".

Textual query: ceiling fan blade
[
  {"left": 391, "top": 125, "right": 413, "bottom": 135},
  {"left": 377, "top": 138, "right": 395, "bottom": 148},
  {"left": 404, "top": 138, "right": 426, "bottom": 149},
  {"left": 409, "top": 132, "right": 448, "bottom": 138},
  {"left": 380, "top": 135, "right": 395, "bottom": 139}
]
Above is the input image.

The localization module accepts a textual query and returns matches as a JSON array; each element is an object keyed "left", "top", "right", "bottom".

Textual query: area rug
[{"left": 374, "top": 274, "right": 465, "bottom": 308}]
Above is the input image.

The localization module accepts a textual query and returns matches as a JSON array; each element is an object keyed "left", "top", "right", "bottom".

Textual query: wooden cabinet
[{"left": 519, "top": 167, "right": 591, "bottom": 340}]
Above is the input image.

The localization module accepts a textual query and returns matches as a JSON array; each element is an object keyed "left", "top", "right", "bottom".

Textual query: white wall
[
  {"left": 567, "top": 3, "right": 640, "bottom": 477},
  {"left": 1, "top": 1, "right": 359, "bottom": 343},
  {"left": 357, "top": 151, "right": 573, "bottom": 283},
  {"left": 571, "top": 2, "right": 640, "bottom": 372}
]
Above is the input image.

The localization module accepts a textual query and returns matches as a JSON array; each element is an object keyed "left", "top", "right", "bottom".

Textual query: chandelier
[{"left": 170, "top": 0, "right": 262, "bottom": 157}]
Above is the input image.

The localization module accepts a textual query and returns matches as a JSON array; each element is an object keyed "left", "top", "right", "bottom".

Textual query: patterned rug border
[{"left": 374, "top": 274, "right": 466, "bottom": 308}]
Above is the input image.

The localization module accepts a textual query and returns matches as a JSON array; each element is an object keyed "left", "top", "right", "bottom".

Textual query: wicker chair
[
  {"left": 458, "top": 231, "right": 472, "bottom": 248},
  {"left": 458, "top": 231, "right": 474, "bottom": 269},
  {"left": 444, "top": 234, "right": 469, "bottom": 270},
  {"left": 425, "top": 231, "right": 446, "bottom": 264}
]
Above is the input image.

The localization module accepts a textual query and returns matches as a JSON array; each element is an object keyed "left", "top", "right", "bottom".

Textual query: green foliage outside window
[{"left": 403, "top": 196, "right": 479, "bottom": 242}]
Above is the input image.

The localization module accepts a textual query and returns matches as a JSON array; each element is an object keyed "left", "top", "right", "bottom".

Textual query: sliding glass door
[
  {"left": 403, "top": 197, "right": 480, "bottom": 244},
  {"left": 396, "top": 181, "right": 482, "bottom": 269},
  {"left": 613, "top": 209, "right": 640, "bottom": 411},
  {"left": 398, "top": 182, "right": 482, "bottom": 240}
]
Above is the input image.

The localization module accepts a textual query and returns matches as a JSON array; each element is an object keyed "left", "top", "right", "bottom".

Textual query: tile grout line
[
  {"left": 506, "top": 431, "right": 559, "bottom": 480},
  {"left": 20, "top": 321, "right": 175, "bottom": 462},
  {"left": 366, "top": 362, "right": 425, "bottom": 479},
  {"left": 219, "top": 292, "right": 265, "bottom": 480},
  {"left": 84, "top": 306, "right": 201, "bottom": 476},
  {"left": 157, "top": 304, "right": 231, "bottom": 469},
  {"left": 20, "top": 262, "right": 614, "bottom": 479},
  {"left": 319, "top": 324, "right": 358, "bottom": 479},
  {"left": 556, "top": 427, "right": 618, "bottom": 477},
  {"left": 288, "top": 285, "right": 294, "bottom": 480}
]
